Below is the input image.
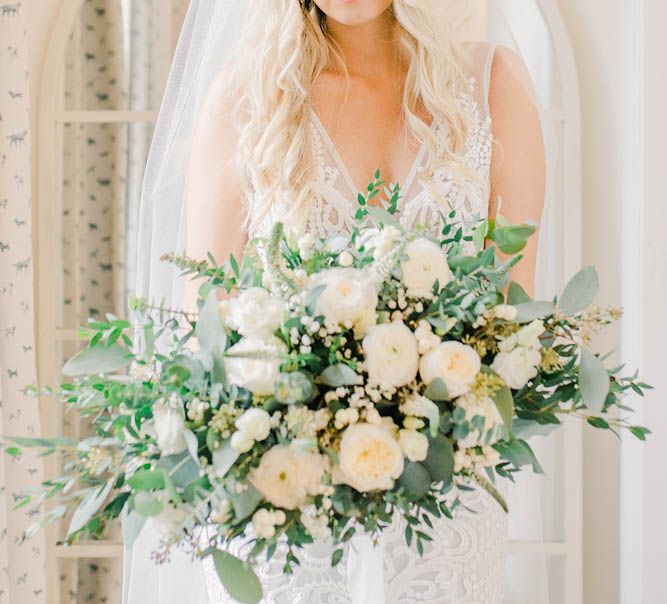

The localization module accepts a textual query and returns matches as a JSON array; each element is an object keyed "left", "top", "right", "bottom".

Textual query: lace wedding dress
[{"left": 203, "top": 45, "right": 507, "bottom": 604}]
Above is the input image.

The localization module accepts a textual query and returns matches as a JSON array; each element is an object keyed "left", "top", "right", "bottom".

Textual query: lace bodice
[{"left": 212, "top": 45, "right": 507, "bottom": 604}]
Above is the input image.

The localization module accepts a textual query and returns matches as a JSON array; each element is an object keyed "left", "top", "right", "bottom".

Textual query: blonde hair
[{"left": 227, "top": 0, "right": 473, "bottom": 231}]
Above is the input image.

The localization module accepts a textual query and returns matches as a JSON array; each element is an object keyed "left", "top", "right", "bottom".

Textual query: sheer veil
[{"left": 127, "top": 1, "right": 557, "bottom": 602}]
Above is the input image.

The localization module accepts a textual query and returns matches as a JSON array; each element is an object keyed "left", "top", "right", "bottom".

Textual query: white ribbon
[{"left": 347, "top": 533, "right": 386, "bottom": 604}]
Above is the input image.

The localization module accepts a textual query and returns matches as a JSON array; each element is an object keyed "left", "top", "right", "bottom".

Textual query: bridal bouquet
[{"left": 7, "top": 175, "right": 650, "bottom": 603}]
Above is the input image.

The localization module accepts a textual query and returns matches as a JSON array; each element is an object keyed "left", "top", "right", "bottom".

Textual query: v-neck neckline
[{"left": 310, "top": 109, "right": 435, "bottom": 200}]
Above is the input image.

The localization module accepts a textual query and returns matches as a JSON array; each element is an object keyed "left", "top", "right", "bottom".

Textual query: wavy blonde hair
[{"left": 227, "top": 0, "right": 473, "bottom": 231}]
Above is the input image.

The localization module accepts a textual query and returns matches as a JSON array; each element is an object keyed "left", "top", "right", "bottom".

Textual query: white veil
[{"left": 128, "top": 1, "right": 557, "bottom": 603}]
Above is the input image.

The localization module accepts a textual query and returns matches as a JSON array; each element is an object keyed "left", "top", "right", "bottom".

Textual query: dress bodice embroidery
[{"left": 213, "top": 52, "right": 508, "bottom": 604}]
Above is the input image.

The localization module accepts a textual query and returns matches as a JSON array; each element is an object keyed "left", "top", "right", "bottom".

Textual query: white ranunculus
[
  {"left": 226, "top": 287, "right": 287, "bottom": 338},
  {"left": 455, "top": 393, "right": 505, "bottom": 448},
  {"left": 419, "top": 341, "right": 481, "bottom": 398},
  {"left": 310, "top": 268, "right": 378, "bottom": 336},
  {"left": 224, "top": 337, "right": 286, "bottom": 396},
  {"left": 235, "top": 408, "right": 272, "bottom": 441},
  {"left": 491, "top": 347, "right": 541, "bottom": 390},
  {"left": 334, "top": 423, "right": 404, "bottom": 493},
  {"left": 516, "top": 320, "right": 545, "bottom": 350},
  {"left": 153, "top": 397, "right": 187, "bottom": 456},
  {"left": 249, "top": 445, "right": 329, "bottom": 510},
  {"left": 401, "top": 238, "right": 452, "bottom": 296},
  {"left": 398, "top": 429, "right": 429, "bottom": 462},
  {"left": 363, "top": 322, "right": 419, "bottom": 389}
]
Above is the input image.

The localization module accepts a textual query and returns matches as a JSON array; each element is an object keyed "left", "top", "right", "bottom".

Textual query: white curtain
[{"left": 0, "top": 4, "right": 47, "bottom": 603}]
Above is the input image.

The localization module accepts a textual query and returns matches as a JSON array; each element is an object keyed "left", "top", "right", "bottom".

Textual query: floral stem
[{"left": 461, "top": 469, "right": 508, "bottom": 513}]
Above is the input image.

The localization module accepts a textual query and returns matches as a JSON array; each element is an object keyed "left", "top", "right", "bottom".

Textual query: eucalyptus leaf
[
  {"left": 212, "top": 439, "right": 240, "bottom": 478},
  {"left": 183, "top": 429, "right": 201, "bottom": 465},
  {"left": 127, "top": 469, "right": 165, "bottom": 491},
  {"left": 512, "top": 418, "right": 559, "bottom": 439},
  {"left": 157, "top": 452, "right": 200, "bottom": 489},
  {"left": 398, "top": 461, "right": 431, "bottom": 501},
  {"left": 63, "top": 344, "right": 133, "bottom": 377},
  {"left": 512, "top": 301, "right": 555, "bottom": 323},
  {"left": 67, "top": 479, "right": 113, "bottom": 536},
  {"left": 481, "top": 367, "right": 514, "bottom": 435},
  {"left": 318, "top": 364, "right": 363, "bottom": 387},
  {"left": 559, "top": 266, "right": 599, "bottom": 315},
  {"left": 507, "top": 282, "right": 531, "bottom": 305},
  {"left": 206, "top": 549, "right": 263, "bottom": 604},
  {"left": 423, "top": 435, "right": 454, "bottom": 484},
  {"left": 579, "top": 349, "right": 610, "bottom": 413},
  {"left": 196, "top": 290, "right": 227, "bottom": 354},
  {"left": 132, "top": 492, "right": 164, "bottom": 517},
  {"left": 490, "top": 224, "right": 536, "bottom": 255},
  {"left": 424, "top": 378, "right": 450, "bottom": 402},
  {"left": 228, "top": 483, "right": 262, "bottom": 521},
  {"left": 365, "top": 205, "right": 403, "bottom": 230},
  {"left": 305, "top": 284, "right": 327, "bottom": 314},
  {"left": 494, "top": 437, "right": 543, "bottom": 474}
]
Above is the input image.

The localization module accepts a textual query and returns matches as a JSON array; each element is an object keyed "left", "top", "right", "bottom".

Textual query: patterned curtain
[{"left": 0, "top": 4, "right": 47, "bottom": 604}]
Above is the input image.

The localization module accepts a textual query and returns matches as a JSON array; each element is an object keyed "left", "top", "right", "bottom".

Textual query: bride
[{"left": 129, "top": 1, "right": 546, "bottom": 603}]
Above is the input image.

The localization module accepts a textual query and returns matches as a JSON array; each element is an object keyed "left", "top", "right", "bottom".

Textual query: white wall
[{"left": 557, "top": 1, "right": 667, "bottom": 602}]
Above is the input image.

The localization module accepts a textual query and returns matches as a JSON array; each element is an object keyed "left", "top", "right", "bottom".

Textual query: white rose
[
  {"left": 398, "top": 429, "right": 429, "bottom": 462},
  {"left": 224, "top": 337, "right": 286, "bottom": 396},
  {"left": 491, "top": 347, "right": 541, "bottom": 390},
  {"left": 153, "top": 397, "right": 187, "bottom": 456},
  {"left": 419, "top": 342, "right": 481, "bottom": 398},
  {"left": 249, "top": 445, "right": 329, "bottom": 510},
  {"left": 235, "top": 408, "right": 272, "bottom": 441},
  {"left": 226, "top": 288, "right": 287, "bottom": 338},
  {"left": 363, "top": 322, "right": 419, "bottom": 389},
  {"left": 310, "top": 268, "right": 378, "bottom": 336},
  {"left": 334, "top": 423, "right": 404, "bottom": 493},
  {"left": 401, "top": 238, "right": 452, "bottom": 296},
  {"left": 455, "top": 393, "right": 505, "bottom": 448},
  {"left": 516, "top": 320, "right": 545, "bottom": 349}
]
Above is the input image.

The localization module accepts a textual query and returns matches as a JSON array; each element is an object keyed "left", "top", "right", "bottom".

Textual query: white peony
[
  {"left": 455, "top": 393, "right": 505, "bottom": 448},
  {"left": 226, "top": 287, "right": 287, "bottom": 338},
  {"left": 310, "top": 268, "right": 378, "bottom": 336},
  {"left": 401, "top": 238, "right": 452, "bottom": 296},
  {"left": 153, "top": 397, "right": 187, "bottom": 456},
  {"left": 249, "top": 445, "right": 329, "bottom": 510},
  {"left": 419, "top": 341, "right": 481, "bottom": 398},
  {"left": 224, "top": 336, "right": 286, "bottom": 396},
  {"left": 363, "top": 322, "right": 419, "bottom": 389},
  {"left": 491, "top": 347, "right": 541, "bottom": 390},
  {"left": 334, "top": 423, "right": 404, "bottom": 493},
  {"left": 398, "top": 429, "right": 429, "bottom": 462}
]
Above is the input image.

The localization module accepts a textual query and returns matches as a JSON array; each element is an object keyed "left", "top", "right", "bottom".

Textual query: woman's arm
[
  {"left": 183, "top": 73, "right": 248, "bottom": 311},
  {"left": 488, "top": 47, "right": 546, "bottom": 296}
]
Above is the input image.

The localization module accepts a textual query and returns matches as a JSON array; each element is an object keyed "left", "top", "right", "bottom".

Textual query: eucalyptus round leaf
[
  {"left": 423, "top": 435, "right": 454, "bottom": 484},
  {"left": 490, "top": 224, "right": 536, "bottom": 255},
  {"left": 208, "top": 549, "right": 263, "bottom": 604},
  {"left": 559, "top": 266, "right": 599, "bottom": 316},
  {"left": 512, "top": 301, "right": 555, "bottom": 323},
  {"left": 318, "top": 364, "right": 363, "bottom": 387},
  {"left": 398, "top": 461, "right": 432, "bottom": 501}
]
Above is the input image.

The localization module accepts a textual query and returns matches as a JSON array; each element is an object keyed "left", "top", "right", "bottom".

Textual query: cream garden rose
[
  {"left": 401, "top": 237, "right": 452, "bottom": 296},
  {"left": 362, "top": 321, "right": 419, "bottom": 389},
  {"left": 419, "top": 341, "right": 481, "bottom": 398},
  {"left": 310, "top": 268, "right": 378, "bottom": 336},
  {"left": 249, "top": 445, "right": 329, "bottom": 510},
  {"left": 224, "top": 337, "right": 286, "bottom": 396},
  {"left": 225, "top": 287, "right": 287, "bottom": 338},
  {"left": 335, "top": 423, "right": 404, "bottom": 492}
]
